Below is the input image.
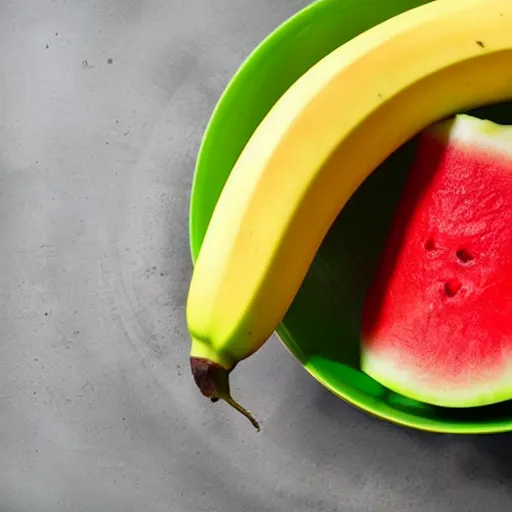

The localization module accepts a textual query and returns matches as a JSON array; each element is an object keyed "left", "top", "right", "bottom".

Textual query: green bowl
[{"left": 189, "top": 0, "right": 512, "bottom": 433}]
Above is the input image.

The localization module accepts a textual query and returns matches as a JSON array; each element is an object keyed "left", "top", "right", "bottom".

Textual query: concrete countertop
[{"left": 1, "top": 0, "right": 511, "bottom": 510}]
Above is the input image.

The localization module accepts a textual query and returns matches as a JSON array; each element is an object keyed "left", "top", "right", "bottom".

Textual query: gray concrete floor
[{"left": 0, "top": 0, "right": 511, "bottom": 511}]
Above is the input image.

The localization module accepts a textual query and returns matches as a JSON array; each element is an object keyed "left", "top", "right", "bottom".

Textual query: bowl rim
[{"left": 188, "top": 0, "right": 512, "bottom": 435}]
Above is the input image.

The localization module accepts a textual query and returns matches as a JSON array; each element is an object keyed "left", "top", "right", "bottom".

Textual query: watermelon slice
[{"left": 361, "top": 114, "right": 512, "bottom": 408}]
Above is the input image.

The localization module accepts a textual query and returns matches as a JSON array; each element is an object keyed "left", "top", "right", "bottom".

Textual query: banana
[{"left": 186, "top": 0, "right": 512, "bottom": 429}]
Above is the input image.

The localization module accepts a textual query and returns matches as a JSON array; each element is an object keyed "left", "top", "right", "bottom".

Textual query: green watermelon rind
[{"left": 361, "top": 347, "right": 512, "bottom": 408}]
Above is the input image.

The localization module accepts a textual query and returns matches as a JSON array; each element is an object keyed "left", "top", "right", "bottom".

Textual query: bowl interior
[{"left": 189, "top": 0, "right": 512, "bottom": 433}]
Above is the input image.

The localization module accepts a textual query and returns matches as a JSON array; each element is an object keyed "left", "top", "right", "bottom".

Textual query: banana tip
[{"left": 190, "top": 357, "right": 260, "bottom": 431}]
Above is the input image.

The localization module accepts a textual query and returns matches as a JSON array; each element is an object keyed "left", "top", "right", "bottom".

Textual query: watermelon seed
[
  {"left": 444, "top": 279, "right": 462, "bottom": 297},
  {"left": 424, "top": 238, "right": 436, "bottom": 251},
  {"left": 456, "top": 248, "right": 474, "bottom": 263}
]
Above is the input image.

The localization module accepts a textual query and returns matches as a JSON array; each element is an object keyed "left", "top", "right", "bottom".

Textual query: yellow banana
[{"left": 186, "top": 0, "right": 512, "bottom": 429}]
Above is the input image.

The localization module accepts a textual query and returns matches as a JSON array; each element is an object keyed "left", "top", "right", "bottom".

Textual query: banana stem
[{"left": 190, "top": 357, "right": 260, "bottom": 431}]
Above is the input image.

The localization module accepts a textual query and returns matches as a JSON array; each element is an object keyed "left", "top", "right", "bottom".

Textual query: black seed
[
  {"left": 456, "top": 248, "right": 474, "bottom": 263},
  {"left": 444, "top": 279, "right": 461, "bottom": 297}
]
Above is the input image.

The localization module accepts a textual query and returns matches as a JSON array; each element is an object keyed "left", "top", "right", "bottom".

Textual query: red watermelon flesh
[{"left": 360, "top": 114, "right": 512, "bottom": 408}]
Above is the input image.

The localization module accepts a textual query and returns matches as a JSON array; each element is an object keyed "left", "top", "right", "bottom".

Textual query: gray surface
[{"left": 1, "top": 0, "right": 512, "bottom": 511}]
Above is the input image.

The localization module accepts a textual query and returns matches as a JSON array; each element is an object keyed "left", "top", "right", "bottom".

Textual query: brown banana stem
[{"left": 190, "top": 357, "right": 260, "bottom": 431}]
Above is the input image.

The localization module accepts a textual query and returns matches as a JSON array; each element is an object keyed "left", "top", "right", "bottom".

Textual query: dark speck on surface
[
  {"left": 476, "top": 40, "right": 485, "bottom": 48},
  {"left": 108, "top": 58, "right": 113, "bottom": 64}
]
